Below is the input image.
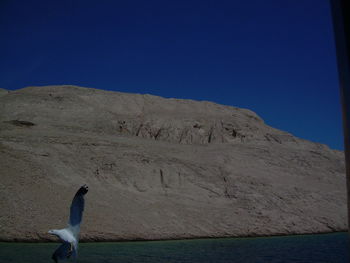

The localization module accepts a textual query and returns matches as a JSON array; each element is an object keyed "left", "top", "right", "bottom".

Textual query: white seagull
[{"left": 48, "top": 184, "right": 89, "bottom": 263}]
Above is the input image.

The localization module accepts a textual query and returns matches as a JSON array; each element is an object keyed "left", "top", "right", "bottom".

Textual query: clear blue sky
[{"left": 0, "top": 0, "right": 344, "bottom": 150}]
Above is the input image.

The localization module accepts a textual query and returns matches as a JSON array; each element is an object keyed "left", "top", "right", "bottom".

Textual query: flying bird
[{"left": 48, "top": 184, "right": 89, "bottom": 262}]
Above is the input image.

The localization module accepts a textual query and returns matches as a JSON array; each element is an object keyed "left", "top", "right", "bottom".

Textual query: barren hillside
[{"left": 0, "top": 85, "right": 346, "bottom": 241}]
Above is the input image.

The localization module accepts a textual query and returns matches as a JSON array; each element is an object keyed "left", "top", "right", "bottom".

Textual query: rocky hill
[{"left": 0, "top": 85, "right": 346, "bottom": 241}]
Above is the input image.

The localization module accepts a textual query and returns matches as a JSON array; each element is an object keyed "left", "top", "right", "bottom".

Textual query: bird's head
[{"left": 48, "top": 229, "right": 58, "bottom": 236}]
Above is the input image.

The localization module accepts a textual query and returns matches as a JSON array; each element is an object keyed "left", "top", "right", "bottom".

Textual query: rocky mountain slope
[{"left": 0, "top": 85, "right": 346, "bottom": 241}]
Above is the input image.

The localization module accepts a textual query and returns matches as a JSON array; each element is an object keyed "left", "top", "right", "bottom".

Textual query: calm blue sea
[{"left": 0, "top": 233, "right": 349, "bottom": 263}]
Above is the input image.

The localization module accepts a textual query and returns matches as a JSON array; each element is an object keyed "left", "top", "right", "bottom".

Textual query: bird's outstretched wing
[
  {"left": 68, "top": 184, "right": 88, "bottom": 236},
  {"left": 52, "top": 241, "right": 77, "bottom": 262}
]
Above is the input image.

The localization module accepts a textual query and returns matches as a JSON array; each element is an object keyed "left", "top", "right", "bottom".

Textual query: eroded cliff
[{"left": 0, "top": 85, "right": 346, "bottom": 241}]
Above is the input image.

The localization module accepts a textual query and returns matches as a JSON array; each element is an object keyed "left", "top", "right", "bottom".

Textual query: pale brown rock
[
  {"left": 0, "top": 85, "right": 346, "bottom": 242},
  {"left": 0, "top": 88, "right": 9, "bottom": 97}
]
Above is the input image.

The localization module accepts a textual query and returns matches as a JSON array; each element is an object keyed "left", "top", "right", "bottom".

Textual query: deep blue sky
[{"left": 0, "top": 0, "right": 344, "bottom": 150}]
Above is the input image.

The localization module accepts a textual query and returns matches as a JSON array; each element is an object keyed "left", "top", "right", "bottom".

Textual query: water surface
[{"left": 0, "top": 233, "right": 348, "bottom": 263}]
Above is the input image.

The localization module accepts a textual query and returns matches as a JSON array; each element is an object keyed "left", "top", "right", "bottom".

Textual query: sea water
[{"left": 0, "top": 233, "right": 348, "bottom": 263}]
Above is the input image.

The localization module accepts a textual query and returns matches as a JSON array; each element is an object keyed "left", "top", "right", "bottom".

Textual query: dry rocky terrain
[{"left": 0, "top": 85, "right": 347, "bottom": 241}]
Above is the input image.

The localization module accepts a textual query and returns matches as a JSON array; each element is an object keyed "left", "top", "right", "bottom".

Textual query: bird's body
[
  {"left": 48, "top": 185, "right": 88, "bottom": 262},
  {"left": 49, "top": 229, "right": 77, "bottom": 246}
]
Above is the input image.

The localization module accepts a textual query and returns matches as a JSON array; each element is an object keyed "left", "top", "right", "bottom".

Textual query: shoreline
[{"left": 0, "top": 230, "right": 347, "bottom": 243}]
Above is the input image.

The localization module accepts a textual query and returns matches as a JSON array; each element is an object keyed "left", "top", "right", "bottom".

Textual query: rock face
[
  {"left": 0, "top": 85, "right": 346, "bottom": 242},
  {"left": 0, "top": 88, "right": 9, "bottom": 97}
]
